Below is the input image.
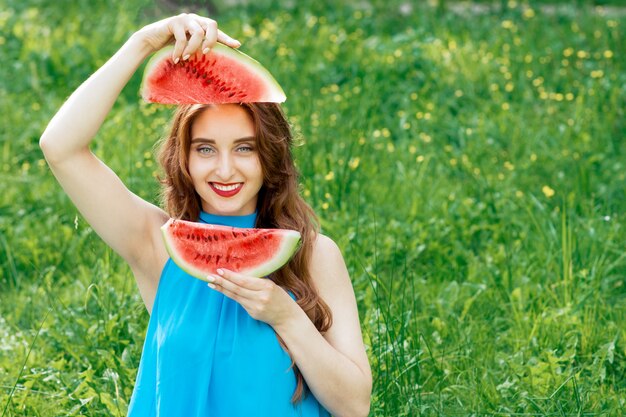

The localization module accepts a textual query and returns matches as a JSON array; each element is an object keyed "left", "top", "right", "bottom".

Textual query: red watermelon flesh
[
  {"left": 161, "top": 218, "right": 300, "bottom": 281},
  {"left": 141, "top": 44, "right": 286, "bottom": 104}
]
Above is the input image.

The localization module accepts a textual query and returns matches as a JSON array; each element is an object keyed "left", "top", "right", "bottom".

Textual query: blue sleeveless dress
[{"left": 127, "top": 211, "right": 331, "bottom": 417}]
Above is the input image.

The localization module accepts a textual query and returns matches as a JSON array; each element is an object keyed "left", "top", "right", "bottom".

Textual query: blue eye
[{"left": 198, "top": 146, "right": 215, "bottom": 155}]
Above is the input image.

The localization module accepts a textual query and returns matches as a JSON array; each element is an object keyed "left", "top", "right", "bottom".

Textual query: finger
[
  {"left": 201, "top": 19, "right": 219, "bottom": 54},
  {"left": 217, "top": 268, "right": 267, "bottom": 291},
  {"left": 170, "top": 22, "right": 188, "bottom": 63},
  {"left": 208, "top": 280, "right": 243, "bottom": 301},
  {"left": 216, "top": 29, "right": 242, "bottom": 49},
  {"left": 182, "top": 20, "right": 205, "bottom": 60},
  {"left": 208, "top": 274, "right": 257, "bottom": 299}
]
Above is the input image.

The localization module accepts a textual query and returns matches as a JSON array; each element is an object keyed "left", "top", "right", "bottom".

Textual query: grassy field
[{"left": 1, "top": 0, "right": 625, "bottom": 415}]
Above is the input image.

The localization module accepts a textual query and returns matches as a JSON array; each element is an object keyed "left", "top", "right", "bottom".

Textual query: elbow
[
  {"left": 39, "top": 134, "right": 56, "bottom": 163},
  {"left": 344, "top": 402, "right": 370, "bottom": 417},
  {"left": 357, "top": 398, "right": 371, "bottom": 417},
  {"left": 39, "top": 132, "right": 77, "bottom": 166},
  {"left": 343, "top": 384, "right": 372, "bottom": 417}
]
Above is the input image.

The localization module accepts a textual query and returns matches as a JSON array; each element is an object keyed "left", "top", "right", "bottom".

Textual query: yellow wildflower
[
  {"left": 542, "top": 185, "right": 555, "bottom": 198},
  {"left": 591, "top": 70, "right": 604, "bottom": 78}
]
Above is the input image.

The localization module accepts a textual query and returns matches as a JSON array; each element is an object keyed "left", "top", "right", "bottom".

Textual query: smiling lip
[{"left": 210, "top": 182, "right": 243, "bottom": 197}]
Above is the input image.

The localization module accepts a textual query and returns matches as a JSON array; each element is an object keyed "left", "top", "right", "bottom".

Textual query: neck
[{"left": 198, "top": 210, "right": 257, "bottom": 228}]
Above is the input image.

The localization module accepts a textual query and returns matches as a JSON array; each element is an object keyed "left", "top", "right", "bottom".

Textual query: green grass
[{"left": 1, "top": 0, "right": 625, "bottom": 415}]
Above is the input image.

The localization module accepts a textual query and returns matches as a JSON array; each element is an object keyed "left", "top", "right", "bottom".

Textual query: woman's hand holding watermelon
[
  {"left": 133, "top": 13, "right": 241, "bottom": 63},
  {"left": 207, "top": 269, "right": 297, "bottom": 328}
]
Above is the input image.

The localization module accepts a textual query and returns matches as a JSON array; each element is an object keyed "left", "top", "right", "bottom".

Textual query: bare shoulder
[
  {"left": 308, "top": 232, "right": 355, "bottom": 322},
  {"left": 311, "top": 233, "right": 342, "bottom": 258},
  {"left": 309, "top": 233, "right": 348, "bottom": 288}
]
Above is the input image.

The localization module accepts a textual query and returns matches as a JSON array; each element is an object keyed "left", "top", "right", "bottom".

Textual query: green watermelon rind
[
  {"left": 160, "top": 218, "right": 301, "bottom": 281},
  {"left": 244, "top": 229, "right": 301, "bottom": 277},
  {"left": 141, "top": 44, "right": 286, "bottom": 103}
]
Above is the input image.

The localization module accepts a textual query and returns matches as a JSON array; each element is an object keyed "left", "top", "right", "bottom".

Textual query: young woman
[{"left": 40, "top": 13, "right": 372, "bottom": 417}]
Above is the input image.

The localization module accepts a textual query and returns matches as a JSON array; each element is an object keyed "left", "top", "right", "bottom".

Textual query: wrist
[
  {"left": 126, "top": 32, "right": 157, "bottom": 61},
  {"left": 273, "top": 296, "right": 306, "bottom": 335}
]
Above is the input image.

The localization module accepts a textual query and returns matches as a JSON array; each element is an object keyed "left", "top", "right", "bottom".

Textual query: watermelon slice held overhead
[
  {"left": 141, "top": 44, "right": 286, "bottom": 104},
  {"left": 161, "top": 218, "right": 300, "bottom": 281}
]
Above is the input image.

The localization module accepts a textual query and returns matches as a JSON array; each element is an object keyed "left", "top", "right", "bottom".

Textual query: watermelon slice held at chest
[
  {"left": 161, "top": 218, "right": 301, "bottom": 281},
  {"left": 141, "top": 44, "right": 286, "bottom": 104}
]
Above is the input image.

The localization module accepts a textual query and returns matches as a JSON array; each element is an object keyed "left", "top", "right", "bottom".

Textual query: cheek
[
  {"left": 250, "top": 157, "right": 263, "bottom": 181},
  {"left": 188, "top": 156, "right": 205, "bottom": 181}
]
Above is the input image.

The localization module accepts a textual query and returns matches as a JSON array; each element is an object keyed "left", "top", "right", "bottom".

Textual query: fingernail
[
  {"left": 174, "top": 57, "right": 179, "bottom": 64},
  {"left": 235, "top": 41, "right": 241, "bottom": 47},
  {"left": 208, "top": 283, "right": 216, "bottom": 289},
  {"left": 183, "top": 54, "right": 190, "bottom": 61},
  {"left": 217, "top": 269, "right": 224, "bottom": 276},
  {"left": 207, "top": 275, "right": 215, "bottom": 283},
  {"left": 203, "top": 47, "right": 210, "bottom": 54}
]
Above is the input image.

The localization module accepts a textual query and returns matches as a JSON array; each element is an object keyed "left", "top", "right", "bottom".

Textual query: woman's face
[{"left": 188, "top": 104, "right": 263, "bottom": 216}]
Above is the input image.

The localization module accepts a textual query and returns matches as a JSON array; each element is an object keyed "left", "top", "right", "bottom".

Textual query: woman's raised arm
[{"left": 39, "top": 14, "right": 241, "bottom": 310}]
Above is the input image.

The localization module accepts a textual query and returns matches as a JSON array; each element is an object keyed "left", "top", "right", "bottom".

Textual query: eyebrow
[{"left": 191, "top": 136, "right": 256, "bottom": 144}]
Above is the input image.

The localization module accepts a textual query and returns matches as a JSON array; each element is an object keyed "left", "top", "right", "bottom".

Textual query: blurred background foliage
[{"left": 1, "top": 0, "right": 625, "bottom": 415}]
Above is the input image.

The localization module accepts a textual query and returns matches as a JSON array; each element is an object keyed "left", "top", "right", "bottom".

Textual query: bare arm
[
  {"left": 40, "top": 34, "right": 160, "bottom": 255},
  {"left": 39, "top": 14, "right": 241, "bottom": 309},
  {"left": 273, "top": 235, "right": 373, "bottom": 417}
]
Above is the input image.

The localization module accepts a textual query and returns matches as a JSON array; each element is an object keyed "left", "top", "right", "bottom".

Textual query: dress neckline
[{"left": 198, "top": 210, "right": 257, "bottom": 228}]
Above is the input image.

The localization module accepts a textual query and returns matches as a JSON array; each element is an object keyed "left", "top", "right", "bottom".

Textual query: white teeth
[{"left": 213, "top": 183, "right": 241, "bottom": 191}]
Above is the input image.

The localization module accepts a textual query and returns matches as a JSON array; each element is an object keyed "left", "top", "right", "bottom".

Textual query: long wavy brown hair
[{"left": 156, "top": 103, "right": 333, "bottom": 404}]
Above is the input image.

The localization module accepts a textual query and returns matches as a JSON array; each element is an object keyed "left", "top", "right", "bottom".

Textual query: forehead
[{"left": 191, "top": 105, "right": 255, "bottom": 141}]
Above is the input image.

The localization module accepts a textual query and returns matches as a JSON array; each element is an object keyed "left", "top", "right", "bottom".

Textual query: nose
[{"left": 215, "top": 152, "right": 235, "bottom": 180}]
